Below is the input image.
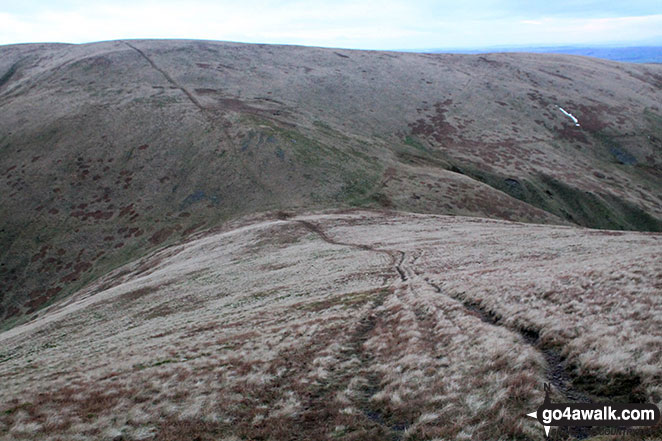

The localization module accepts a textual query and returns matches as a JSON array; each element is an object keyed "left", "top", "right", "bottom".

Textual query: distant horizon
[
  {"left": 2, "top": 38, "right": 662, "bottom": 53},
  {"left": 2, "top": 37, "right": 661, "bottom": 64},
  {"left": 410, "top": 41, "right": 662, "bottom": 52},
  {"left": 2, "top": 1, "right": 661, "bottom": 50},
  {"left": 2, "top": 36, "right": 661, "bottom": 51}
]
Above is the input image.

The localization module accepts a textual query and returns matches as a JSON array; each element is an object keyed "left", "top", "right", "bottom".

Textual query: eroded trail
[
  {"left": 285, "top": 216, "right": 658, "bottom": 440},
  {"left": 297, "top": 217, "right": 599, "bottom": 438},
  {"left": 295, "top": 219, "right": 409, "bottom": 438},
  {"left": 430, "top": 285, "right": 597, "bottom": 439},
  {"left": 297, "top": 220, "right": 407, "bottom": 282},
  {"left": 122, "top": 41, "right": 207, "bottom": 115},
  {"left": 2, "top": 212, "right": 659, "bottom": 441},
  {"left": 424, "top": 277, "right": 592, "bottom": 403}
]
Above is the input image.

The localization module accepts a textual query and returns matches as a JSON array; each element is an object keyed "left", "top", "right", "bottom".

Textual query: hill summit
[{"left": 1, "top": 39, "right": 661, "bottom": 327}]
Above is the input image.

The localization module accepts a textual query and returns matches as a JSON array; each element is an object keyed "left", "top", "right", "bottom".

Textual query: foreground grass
[{"left": 0, "top": 210, "right": 660, "bottom": 440}]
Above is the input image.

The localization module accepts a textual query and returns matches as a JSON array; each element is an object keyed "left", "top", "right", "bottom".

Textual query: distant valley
[{"left": 428, "top": 45, "right": 662, "bottom": 64}]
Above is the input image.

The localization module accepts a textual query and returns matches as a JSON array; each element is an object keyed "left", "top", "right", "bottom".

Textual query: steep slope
[
  {"left": 1, "top": 40, "right": 661, "bottom": 327},
  {"left": 1, "top": 211, "right": 660, "bottom": 440}
]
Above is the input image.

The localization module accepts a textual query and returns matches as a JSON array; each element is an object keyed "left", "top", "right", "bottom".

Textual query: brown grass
[
  {"left": 2, "top": 40, "right": 662, "bottom": 331},
  {"left": 0, "top": 211, "right": 660, "bottom": 440}
]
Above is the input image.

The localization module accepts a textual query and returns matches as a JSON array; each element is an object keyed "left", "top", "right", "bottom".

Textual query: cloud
[
  {"left": 0, "top": 1, "right": 660, "bottom": 49},
  {"left": 506, "top": 14, "right": 662, "bottom": 46},
  {"left": 416, "top": 14, "right": 662, "bottom": 48}
]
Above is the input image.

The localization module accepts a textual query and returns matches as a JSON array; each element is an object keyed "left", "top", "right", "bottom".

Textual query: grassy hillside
[
  {"left": 1, "top": 211, "right": 660, "bottom": 440},
  {"left": 1, "top": 39, "right": 661, "bottom": 327}
]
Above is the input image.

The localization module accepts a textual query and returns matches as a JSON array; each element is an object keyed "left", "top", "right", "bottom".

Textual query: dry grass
[
  {"left": 1, "top": 210, "right": 660, "bottom": 440},
  {"left": 2, "top": 40, "right": 662, "bottom": 330}
]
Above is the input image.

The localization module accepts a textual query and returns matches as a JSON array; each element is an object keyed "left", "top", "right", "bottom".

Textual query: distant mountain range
[{"left": 423, "top": 46, "right": 662, "bottom": 63}]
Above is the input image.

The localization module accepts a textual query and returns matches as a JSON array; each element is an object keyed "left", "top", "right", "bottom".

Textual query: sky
[{"left": 1, "top": 0, "right": 661, "bottom": 50}]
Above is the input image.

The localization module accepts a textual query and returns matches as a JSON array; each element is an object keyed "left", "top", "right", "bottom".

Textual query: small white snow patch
[{"left": 558, "top": 106, "right": 580, "bottom": 126}]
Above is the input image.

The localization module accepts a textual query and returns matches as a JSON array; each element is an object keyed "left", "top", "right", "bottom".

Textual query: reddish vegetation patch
[
  {"left": 185, "top": 321, "right": 219, "bottom": 336},
  {"left": 410, "top": 99, "right": 456, "bottom": 144},
  {"left": 32, "top": 245, "right": 52, "bottom": 262},
  {"left": 132, "top": 255, "right": 167, "bottom": 278},
  {"left": 527, "top": 90, "right": 549, "bottom": 107},
  {"left": 70, "top": 210, "right": 114, "bottom": 221},
  {"left": 60, "top": 259, "right": 93, "bottom": 283},
  {"left": 410, "top": 119, "right": 434, "bottom": 138},
  {"left": 118, "top": 204, "right": 134, "bottom": 217},
  {"left": 74, "top": 262, "right": 92, "bottom": 273},
  {"left": 573, "top": 104, "right": 610, "bottom": 132},
  {"left": 150, "top": 227, "right": 174, "bottom": 245},
  {"left": 155, "top": 417, "right": 228, "bottom": 441},
  {"left": 181, "top": 222, "right": 205, "bottom": 237},
  {"left": 122, "top": 227, "right": 143, "bottom": 238},
  {"left": 27, "top": 288, "right": 42, "bottom": 300},
  {"left": 1, "top": 383, "right": 135, "bottom": 434},
  {"left": 558, "top": 125, "right": 589, "bottom": 143},
  {"left": 111, "top": 285, "right": 162, "bottom": 304},
  {"left": 25, "top": 286, "right": 62, "bottom": 312},
  {"left": 60, "top": 273, "right": 78, "bottom": 283}
]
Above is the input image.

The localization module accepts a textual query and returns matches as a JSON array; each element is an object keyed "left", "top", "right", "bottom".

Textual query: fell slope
[
  {"left": 1, "top": 40, "right": 661, "bottom": 327},
  {"left": 1, "top": 211, "right": 660, "bottom": 440}
]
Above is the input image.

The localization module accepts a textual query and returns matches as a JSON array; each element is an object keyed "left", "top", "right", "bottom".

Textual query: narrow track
[
  {"left": 296, "top": 216, "right": 596, "bottom": 439},
  {"left": 122, "top": 41, "right": 207, "bottom": 116},
  {"left": 296, "top": 220, "right": 406, "bottom": 282}
]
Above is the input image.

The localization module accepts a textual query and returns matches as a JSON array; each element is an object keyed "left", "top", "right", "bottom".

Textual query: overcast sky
[{"left": 1, "top": 0, "right": 661, "bottom": 49}]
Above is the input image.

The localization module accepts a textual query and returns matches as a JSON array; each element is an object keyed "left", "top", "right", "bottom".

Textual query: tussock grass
[{"left": 1, "top": 211, "right": 660, "bottom": 440}]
